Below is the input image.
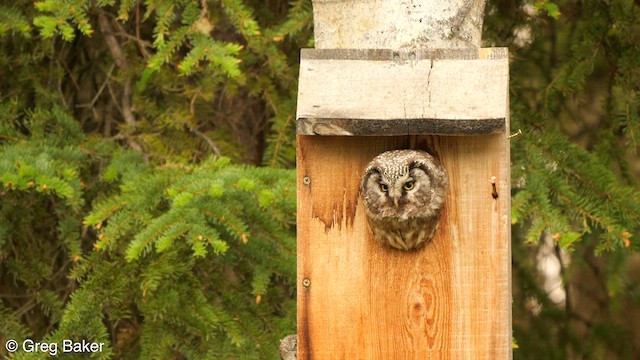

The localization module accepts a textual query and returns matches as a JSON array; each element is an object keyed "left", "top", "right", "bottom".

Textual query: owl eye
[
  {"left": 379, "top": 183, "right": 389, "bottom": 192},
  {"left": 403, "top": 181, "right": 415, "bottom": 191}
]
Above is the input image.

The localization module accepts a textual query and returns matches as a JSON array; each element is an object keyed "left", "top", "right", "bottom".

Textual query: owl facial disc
[{"left": 360, "top": 149, "right": 448, "bottom": 251}]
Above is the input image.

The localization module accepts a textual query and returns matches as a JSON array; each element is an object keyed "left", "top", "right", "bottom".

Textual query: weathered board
[
  {"left": 296, "top": 48, "right": 509, "bottom": 136},
  {"left": 297, "top": 134, "right": 511, "bottom": 359},
  {"left": 312, "top": 0, "right": 486, "bottom": 49}
]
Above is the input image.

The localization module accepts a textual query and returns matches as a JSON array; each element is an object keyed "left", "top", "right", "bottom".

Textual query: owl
[{"left": 360, "top": 149, "right": 448, "bottom": 251}]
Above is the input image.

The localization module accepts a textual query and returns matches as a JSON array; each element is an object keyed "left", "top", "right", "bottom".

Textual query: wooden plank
[
  {"left": 296, "top": 48, "right": 508, "bottom": 136},
  {"left": 297, "top": 134, "right": 511, "bottom": 359},
  {"left": 296, "top": 118, "right": 506, "bottom": 136},
  {"left": 299, "top": 48, "right": 507, "bottom": 61},
  {"left": 312, "top": 0, "right": 486, "bottom": 49}
]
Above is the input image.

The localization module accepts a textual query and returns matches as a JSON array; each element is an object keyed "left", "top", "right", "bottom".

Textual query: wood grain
[
  {"left": 296, "top": 48, "right": 509, "bottom": 136},
  {"left": 297, "top": 134, "right": 511, "bottom": 359}
]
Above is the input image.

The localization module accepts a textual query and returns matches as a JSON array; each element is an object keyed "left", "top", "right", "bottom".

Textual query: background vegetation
[{"left": 0, "top": 0, "right": 639, "bottom": 359}]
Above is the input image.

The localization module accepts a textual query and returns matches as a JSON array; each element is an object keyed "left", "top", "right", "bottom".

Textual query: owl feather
[{"left": 360, "top": 149, "right": 448, "bottom": 250}]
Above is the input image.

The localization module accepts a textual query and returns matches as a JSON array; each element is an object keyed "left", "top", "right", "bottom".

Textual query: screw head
[
  {"left": 302, "top": 176, "right": 311, "bottom": 185},
  {"left": 302, "top": 278, "right": 311, "bottom": 287}
]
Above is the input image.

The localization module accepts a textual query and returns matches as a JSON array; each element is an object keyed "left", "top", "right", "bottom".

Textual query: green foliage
[
  {"left": 91, "top": 156, "right": 296, "bottom": 357},
  {"left": 0, "top": 0, "right": 313, "bottom": 166},
  {"left": 0, "top": 107, "right": 86, "bottom": 210},
  {"left": 485, "top": 0, "right": 640, "bottom": 358},
  {"left": 0, "top": 107, "right": 296, "bottom": 358},
  {"left": 33, "top": 0, "right": 94, "bottom": 39},
  {"left": 1, "top": 2, "right": 308, "bottom": 356},
  {"left": 510, "top": 124, "right": 640, "bottom": 251},
  {"left": 533, "top": 1, "right": 561, "bottom": 20},
  {"left": 0, "top": 5, "right": 32, "bottom": 38}
]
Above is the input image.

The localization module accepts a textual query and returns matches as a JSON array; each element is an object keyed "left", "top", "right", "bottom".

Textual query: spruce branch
[
  {"left": 192, "top": 129, "right": 223, "bottom": 157},
  {"left": 97, "top": 10, "right": 142, "bottom": 153},
  {"left": 114, "top": 26, "right": 153, "bottom": 59},
  {"left": 98, "top": 11, "right": 128, "bottom": 70},
  {"left": 75, "top": 64, "right": 116, "bottom": 109}
]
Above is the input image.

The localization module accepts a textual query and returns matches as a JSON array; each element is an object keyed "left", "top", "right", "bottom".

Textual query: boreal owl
[{"left": 360, "top": 149, "right": 448, "bottom": 250}]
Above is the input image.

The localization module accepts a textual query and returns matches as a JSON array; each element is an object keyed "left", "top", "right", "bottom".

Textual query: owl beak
[{"left": 390, "top": 192, "right": 401, "bottom": 207}]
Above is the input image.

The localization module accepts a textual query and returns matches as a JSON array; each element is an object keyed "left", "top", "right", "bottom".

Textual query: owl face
[
  {"left": 360, "top": 150, "right": 448, "bottom": 250},
  {"left": 361, "top": 163, "right": 433, "bottom": 221}
]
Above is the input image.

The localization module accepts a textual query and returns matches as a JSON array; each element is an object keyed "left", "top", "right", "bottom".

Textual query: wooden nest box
[{"left": 296, "top": 1, "right": 511, "bottom": 358}]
